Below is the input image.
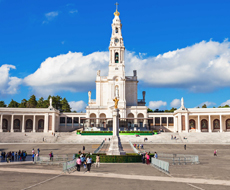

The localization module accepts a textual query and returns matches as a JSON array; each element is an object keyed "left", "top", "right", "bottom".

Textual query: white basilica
[{"left": 0, "top": 7, "right": 230, "bottom": 133}]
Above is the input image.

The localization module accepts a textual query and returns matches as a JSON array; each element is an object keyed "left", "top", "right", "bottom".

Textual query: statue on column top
[
  {"left": 97, "top": 70, "right": 100, "bottom": 76},
  {"left": 49, "top": 97, "right": 52, "bottom": 107},
  {"left": 113, "top": 97, "right": 119, "bottom": 109},
  {"left": 88, "top": 91, "right": 91, "bottom": 102}
]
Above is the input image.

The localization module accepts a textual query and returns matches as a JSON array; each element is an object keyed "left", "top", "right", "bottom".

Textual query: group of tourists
[
  {"left": 142, "top": 151, "right": 158, "bottom": 165},
  {"left": 133, "top": 144, "right": 144, "bottom": 149},
  {"left": 76, "top": 152, "right": 96, "bottom": 172},
  {"left": 1, "top": 150, "right": 28, "bottom": 162},
  {"left": 31, "top": 148, "right": 40, "bottom": 162}
]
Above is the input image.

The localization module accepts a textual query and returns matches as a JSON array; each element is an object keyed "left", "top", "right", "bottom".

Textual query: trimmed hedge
[
  {"left": 75, "top": 154, "right": 142, "bottom": 163},
  {"left": 80, "top": 131, "right": 153, "bottom": 135}
]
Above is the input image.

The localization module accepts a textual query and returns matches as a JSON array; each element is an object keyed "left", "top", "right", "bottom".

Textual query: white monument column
[
  {"left": 112, "top": 109, "right": 119, "bottom": 137},
  {"left": 22, "top": 115, "right": 25, "bottom": 132},
  {"left": 33, "top": 115, "right": 36, "bottom": 132},
  {"left": 167, "top": 117, "right": 169, "bottom": 128},
  {"left": 220, "top": 115, "right": 223, "bottom": 132},
  {"left": 65, "top": 116, "right": 67, "bottom": 128},
  {"left": 11, "top": 115, "right": 14, "bottom": 132},
  {"left": 72, "top": 117, "right": 74, "bottom": 128},
  {"left": 197, "top": 115, "right": 201, "bottom": 132},
  {"left": 208, "top": 115, "right": 212, "bottom": 133},
  {"left": 0, "top": 114, "right": 3, "bottom": 132},
  {"left": 52, "top": 113, "right": 55, "bottom": 133}
]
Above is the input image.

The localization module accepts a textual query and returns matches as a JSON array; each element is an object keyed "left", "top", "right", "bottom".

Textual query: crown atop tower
[{"left": 114, "top": 2, "right": 120, "bottom": 16}]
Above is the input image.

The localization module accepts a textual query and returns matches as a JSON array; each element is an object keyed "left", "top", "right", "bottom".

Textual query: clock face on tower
[{"left": 115, "top": 38, "right": 119, "bottom": 43}]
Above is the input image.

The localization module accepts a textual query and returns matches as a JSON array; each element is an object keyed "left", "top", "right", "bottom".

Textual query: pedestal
[{"left": 107, "top": 109, "right": 126, "bottom": 155}]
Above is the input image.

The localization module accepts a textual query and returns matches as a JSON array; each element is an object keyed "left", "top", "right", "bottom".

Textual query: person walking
[
  {"left": 83, "top": 146, "right": 85, "bottom": 153},
  {"left": 95, "top": 154, "right": 100, "bottom": 168},
  {"left": 154, "top": 152, "right": 158, "bottom": 159},
  {"left": 76, "top": 157, "right": 81, "bottom": 172},
  {"left": 184, "top": 144, "right": 186, "bottom": 150},
  {"left": 32, "top": 153, "right": 35, "bottom": 162},
  {"left": 214, "top": 149, "right": 217, "bottom": 156},
  {"left": 142, "top": 153, "right": 145, "bottom": 164},
  {"left": 86, "top": 156, "right": 92, "bottom": 172},
  {"left": 145, "top": 153, "right": 150, "bottom": 165},
  {"left": 37, "top": 148, "right": 40, "bottom": 156}
]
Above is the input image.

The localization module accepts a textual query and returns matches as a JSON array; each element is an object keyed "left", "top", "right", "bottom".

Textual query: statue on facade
[
  {"left": 115, "top": 86, "right": 119, "bottom": 98},
  {"left": 88, "top": 91, "right": 91, "bottom": 102},
  {"left": 113, "top": 97, "right": 119, "bottom": 109},
  {"left": 97, "top": 70, "right": 101, "bottom": 76}
]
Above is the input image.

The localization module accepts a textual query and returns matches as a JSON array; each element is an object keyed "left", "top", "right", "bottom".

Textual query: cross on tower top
[{"left": 115, "top": 2, "right": 119, "bottom": 11}]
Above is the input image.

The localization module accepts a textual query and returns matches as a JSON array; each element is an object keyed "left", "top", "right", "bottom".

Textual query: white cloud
[
  {"left": 43, "top": 11, "right": 59, "bottom": 24},
  {"left": 170, "top": 99, "right": 181, "bottom": 108},
  {"left": 24, "top": 39, "right": 230, "bottom": 95},
  {"left": 69, "top": 10, "right": 78, "bottom": 14},
  {"left": 221, "top": 100, "right": 230, "bottom": 106},
  {"left": 148, "top": 101, "right": 167, "bottom": 110},
  {"left": 24, "top": 51, "right": 109, "bottom": 96},
  {"left": 198, "top": 101, "right": 216, "bottom": 107},
  {"left": 125, "top": 39, "right": 230, "bottom": 92},
  {"left": 69, "top": 100, "right": 86, "bottom": 112},
  {"left": 0, "top": 64, "right": 22, "bottom": 95}
]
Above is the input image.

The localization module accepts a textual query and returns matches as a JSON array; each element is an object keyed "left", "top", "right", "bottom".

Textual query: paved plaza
[{"left": 0, "top": 143, "right": 230, "bottom": 189}]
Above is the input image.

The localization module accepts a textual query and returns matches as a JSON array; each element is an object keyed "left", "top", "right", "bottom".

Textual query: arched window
[
  {"left": 14, "top": 119, "right": 20, "bottom": 129},
  {"left": 115, "top": 28, "right": 118, "bottom": 33},
  {"left": 26, "top": 119, "right": 33, "bottom": 129},
  {"left": 213, "top": 119, "right": 220, "bottom": 129},
  {"left": 189, "top": 119, "right": 195, "bottom": 129},
  {"left": 3, "top": 119, "right": 8, "bottom": 129},
  {"left": 38, "top": 119, "right": 44, "bottom": 129},
  {"left": 226, "top": 119, "right": 230, "bottom": 129},
  {"left": 115, "top": 52, "right": 119, "bottom": 63},
  {"left": 201, "top": 119, "right": 208, "bottom": 129}
]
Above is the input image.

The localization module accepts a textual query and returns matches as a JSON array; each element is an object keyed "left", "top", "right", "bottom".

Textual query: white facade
[{"left": 86, "top": 9, "right": 148, "bottom": 122}]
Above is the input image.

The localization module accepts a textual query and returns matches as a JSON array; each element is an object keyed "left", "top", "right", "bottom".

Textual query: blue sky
[{"left": 1, "top": 0, "right": 230, "bottom": 111}]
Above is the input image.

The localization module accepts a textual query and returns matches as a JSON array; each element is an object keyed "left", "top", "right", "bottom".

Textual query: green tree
[
  {"left": 202, "top": 104, "right": 207, "bottom": 108},
  {"left": 0, "top": 101, "right": 7, "bottom": 107},
  {"left": 19, "top": 99, "right": 27, "bottom": 108},
  {"left": 36, "top": 97, "right": 49, "bottom": 108},
  {"left": 27, "top": 95, "right": 37, "bottom": 108},
  {"left": 61, "top": 98, "right": 71, "bottom": 112},
  {"left": 164, "top": 107, "right": 177, "bottom": 112},
  {"left": 8, "top": 99, "right": 19, "bottom": 107},
  {"left": 147, "top": 108, "right": 153, "bottom": 112}
]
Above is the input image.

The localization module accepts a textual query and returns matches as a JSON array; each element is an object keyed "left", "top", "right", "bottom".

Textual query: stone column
[
  {"left": 11, "top": 115, "right": 14, "bottom": 132},
  {"left": 178, "top": 113, "right": 182, "bottom": 132},
  {"left": 208, "top": 115, "right": 212, "bottom": 133},
  {"left": 197, "top": 115, "right": 201, "bottom": 132},
  {"left": 174, "top": 116, "right": 177, "bottom": 132},
  {"left": 220, "top": 115, "right": 223, "bottom": 132},
  {"left": 160, "top": 117, "right": 162, "bottom": 126},
  {"left": 0, "top": 114, "right": 3, "bottom": 132},
  {"left": 185, "top": 113, "right": 189, "bottom": 133},
  {"left": 44, "top": 114, "right": 49, "bottom": 133},
  {"left": 166, "top": 117, "right": 169, "bottom": 128},
  {"left": 72, "top": 117, "right": 74, "bottom": 128},
  {"left": 153, "top": 117, "right": 155, "bottom": 126},
  {"left": 65, "top": 116, "right": 67, "bottom": 128},
  {"left": 112, "top": 109, "right": 119, "bottom": 137},
  {"left": 22, "top": 115, "right": 25, "bottom": 132},
  {"left": 33, "top": 115, "right": 36, "bottom": 132},
  {"left": 52, "top": 113, "right": 55, "bottom": 133}
]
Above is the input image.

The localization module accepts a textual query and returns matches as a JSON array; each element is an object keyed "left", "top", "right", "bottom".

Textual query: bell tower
[{"left": 108, "top": 3, "right": 125, "bottom": 79}]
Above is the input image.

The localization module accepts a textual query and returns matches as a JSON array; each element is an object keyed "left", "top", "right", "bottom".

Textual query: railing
[
  {"left": 158, "top": 153, "right": 199, "bottom": 165},
  {"left": 151, "top": 157, "right": 169, "bottom": 173},
  {"left": 34, "top": 155, "right": 69, "bottom": 165},
  {"left": 63, "top": 158, "right": 77, "bottom": 173},
  {"left": 94, "top": 140, "right": 105, "bottom": 154},
  {"left": 138, "top": 99, "right": 145, "bottom": 103},
  {"left": 129, "top": 140, "right": 140, "bottom": 154}
]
